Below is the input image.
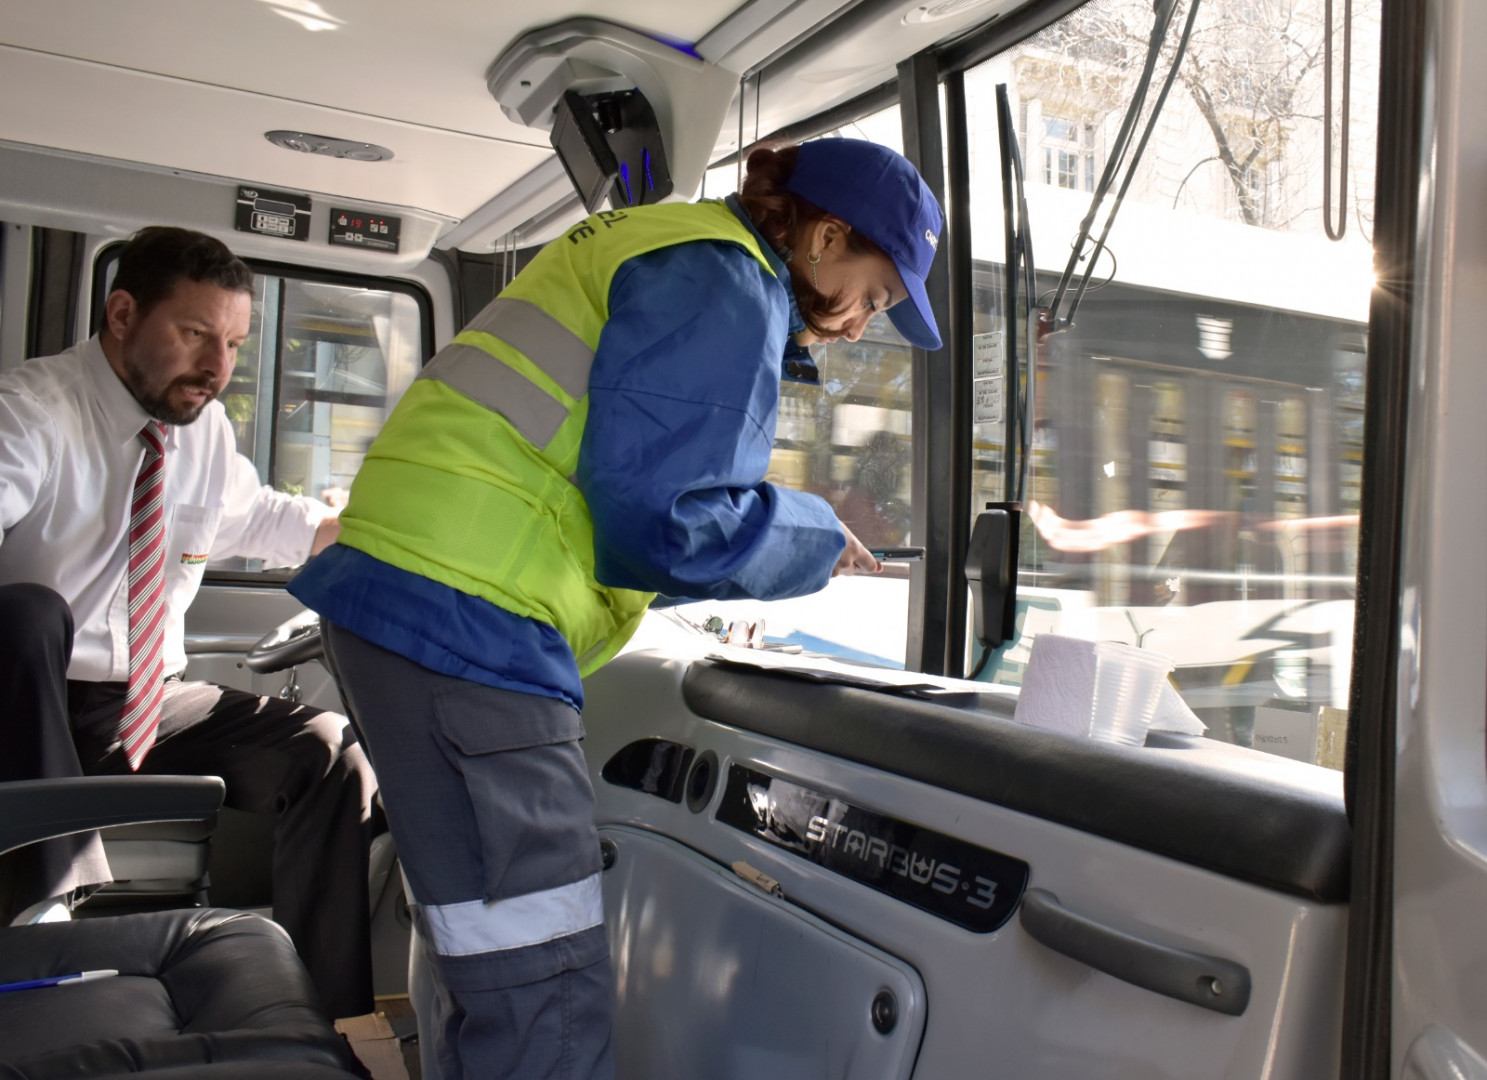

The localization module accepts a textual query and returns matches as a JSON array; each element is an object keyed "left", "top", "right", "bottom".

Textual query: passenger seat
[{"left": 0, "top": 776, "right": 366, "bottom": 1080}]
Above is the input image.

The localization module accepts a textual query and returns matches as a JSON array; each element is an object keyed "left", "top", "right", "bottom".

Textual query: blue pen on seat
[{"left": 0, "top": 969, "right": 118, "bottom": 993}]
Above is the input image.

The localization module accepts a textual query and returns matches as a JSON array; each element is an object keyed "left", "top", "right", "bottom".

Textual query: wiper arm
[
  {"left": 1047, "top": 0, "right": 1202, "bottom": 331},
  {"left": 995, "top": 83, "right": 1037, "bottom": 505}
]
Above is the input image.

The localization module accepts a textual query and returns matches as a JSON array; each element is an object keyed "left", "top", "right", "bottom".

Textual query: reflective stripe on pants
[{"left": 419, "top": 873, "right": 604, "bottom": 957}]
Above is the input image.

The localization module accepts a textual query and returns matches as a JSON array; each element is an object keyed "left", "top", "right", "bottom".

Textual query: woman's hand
[{"left": 833, "top": 523, "right": 883, "bottom": 577}]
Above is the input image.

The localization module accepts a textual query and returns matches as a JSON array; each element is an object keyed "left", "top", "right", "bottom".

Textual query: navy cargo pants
[{"left": 322, "top": 621, "right": 613, "bottom": 1080}]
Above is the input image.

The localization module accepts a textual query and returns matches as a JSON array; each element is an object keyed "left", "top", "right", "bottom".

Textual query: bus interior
[{"left": 1, "top": 0, "right": 1484, "bottom": 1077}]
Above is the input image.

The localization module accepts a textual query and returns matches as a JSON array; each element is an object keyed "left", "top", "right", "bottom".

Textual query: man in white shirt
[{"left": 0, "top": 226, "right": 378, "bottom": 1019}]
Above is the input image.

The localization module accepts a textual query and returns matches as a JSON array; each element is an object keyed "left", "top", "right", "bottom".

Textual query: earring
[{"left": 807, "top": 250, "right": 821, "bottom": 291}]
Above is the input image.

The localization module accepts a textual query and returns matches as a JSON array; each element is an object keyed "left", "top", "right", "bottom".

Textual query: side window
[
  {"left": 230, "top": 276, "right": 423, "bottom": 501},
  {"left": 965, "top": 0, "right": 1381, "bottom": 766},
  {"left": 222, "top": 273, "right": 426, "bottom": 571}
]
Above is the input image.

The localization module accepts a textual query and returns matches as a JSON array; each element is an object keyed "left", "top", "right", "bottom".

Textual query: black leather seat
[{"left": 0, "top": 777, "right": 365, "bottom": 1080}]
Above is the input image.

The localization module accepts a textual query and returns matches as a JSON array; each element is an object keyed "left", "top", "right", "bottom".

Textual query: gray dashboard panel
[
  {"left": 601, "top": 825, "right": 925, "bottom": 1080},
  {"left": 681, "top": 660, "right": 1351, "bottom": 902}
]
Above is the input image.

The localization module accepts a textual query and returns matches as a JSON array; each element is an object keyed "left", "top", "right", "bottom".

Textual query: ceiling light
[
  {"left": 265, "top": 131, "right": 394, "bottom": 162},
  {"left": 260, "top": 0, "right": 344, "bottom": 31},
  {"left": 903, "top": 0, "right": 997, "bottom": 24}
]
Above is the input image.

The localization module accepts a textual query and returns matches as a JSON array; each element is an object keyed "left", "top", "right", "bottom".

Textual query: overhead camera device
[
  {"left": 550, "top": 88, "right": 672, "bottom": 213},
  {"left": 487, "top": 19, "right": 736, "bottom": 216}
]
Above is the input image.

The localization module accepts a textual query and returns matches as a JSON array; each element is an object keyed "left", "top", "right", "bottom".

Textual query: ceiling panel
[
  {"left": 0, "top": 0, "right": 739, "bottom": 138},
  {"left": 0, "top": 0, "right": 1012, "bottom": 244},
  {"left": 0, "top": 45, "right": 550, "bottom": 220}
]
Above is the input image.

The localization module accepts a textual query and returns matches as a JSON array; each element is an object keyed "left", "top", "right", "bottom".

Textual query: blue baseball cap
[{"left": 783, "top": 138, "right": 943, "bottom": 350}]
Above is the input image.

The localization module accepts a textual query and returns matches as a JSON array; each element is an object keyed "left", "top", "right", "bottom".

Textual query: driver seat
[
  {"left": 92, "top": 611, "right": 326, "bottom": 910},
  {"left": 84, "top": 612, "right": 411, "bottom": 1004},
  {"left": 92, "top": 818, "right": 216, "bottom": 908}
]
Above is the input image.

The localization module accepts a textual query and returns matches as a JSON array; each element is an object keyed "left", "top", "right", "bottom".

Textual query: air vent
[
  {"left": 903, "top": 0, "right": 997, "bottom": 24},
  {"left": 264, "top": 130, "right": 394, "bottom": 162}
]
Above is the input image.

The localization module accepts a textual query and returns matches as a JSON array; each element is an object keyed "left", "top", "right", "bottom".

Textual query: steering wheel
[{"left": 245, "top": 609, "right": 324, "bottom": 674}]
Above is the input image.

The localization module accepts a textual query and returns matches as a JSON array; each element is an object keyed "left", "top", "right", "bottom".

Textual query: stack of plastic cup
[{"left": 1087, "top": 642, "right": 1175, "bottom": 746}]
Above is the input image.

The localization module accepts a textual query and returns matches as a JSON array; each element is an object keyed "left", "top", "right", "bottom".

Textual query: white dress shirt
[{"left": 0, "top": 336, "right": 331, "bottom": 682}]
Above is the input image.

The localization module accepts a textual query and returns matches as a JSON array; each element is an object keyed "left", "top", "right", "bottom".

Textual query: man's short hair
[{"left": 109, "top": 226, "right": 254, "bottom": 320}]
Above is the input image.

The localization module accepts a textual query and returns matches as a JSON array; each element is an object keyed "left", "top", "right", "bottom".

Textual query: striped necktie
[{"left": 120, "top": 420, "right": 167, "bottom": 771}]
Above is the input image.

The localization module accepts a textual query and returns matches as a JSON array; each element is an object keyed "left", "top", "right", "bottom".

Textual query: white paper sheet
[{"left": 704, "top": 646, "right": 1017, "bottom": 704}]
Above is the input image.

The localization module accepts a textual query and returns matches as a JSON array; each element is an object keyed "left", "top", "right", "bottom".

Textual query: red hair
[{"left": 737, "top": 144, "right": 885, "bottom": 340}]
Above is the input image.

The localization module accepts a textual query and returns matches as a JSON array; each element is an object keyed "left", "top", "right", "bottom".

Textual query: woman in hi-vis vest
[{"left": 290, "top": 137, "right": 942, "bottom": 1080}]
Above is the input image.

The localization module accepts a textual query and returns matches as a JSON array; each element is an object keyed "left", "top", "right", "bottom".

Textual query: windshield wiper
[
  {"left": 1046, "top": 0, "right": 1203, "bottom": 332},
  {"left": 995, "top": 83, "right": 1037, "bottom": 506}
]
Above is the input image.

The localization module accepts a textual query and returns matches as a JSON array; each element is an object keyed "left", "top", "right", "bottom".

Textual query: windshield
[{"left": 678, "top": 0, "right": 1379, "bottom": 769}]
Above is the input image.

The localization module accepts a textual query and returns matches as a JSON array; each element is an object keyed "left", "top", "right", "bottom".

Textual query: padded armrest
[{"left": 0, "top": 776, "right": 226, "bottom": 857}]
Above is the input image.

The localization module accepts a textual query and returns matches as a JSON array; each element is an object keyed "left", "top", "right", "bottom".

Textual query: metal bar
[
  {"left": 994, "top": 83, "right": 1019, "bottom": 505},
  {"left": 945, "top": 70, "right": 975, "bottom": 676},
  {"left": 1339, "top": 0, "right": 1426, "bottom": 1072},
  {"left": 898, "top": 51, "right": 956, "bottom": 676},
  {"left": 267, "top": 277, "right": 287, "bottom": 489}
]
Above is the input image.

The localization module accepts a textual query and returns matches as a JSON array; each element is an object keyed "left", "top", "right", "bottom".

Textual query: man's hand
[
  {"left": 833, "top": 523, "right": 883, "bottom": 577},
  {"left": 310, "top": 514, "right": 341, "bottom": 556}
]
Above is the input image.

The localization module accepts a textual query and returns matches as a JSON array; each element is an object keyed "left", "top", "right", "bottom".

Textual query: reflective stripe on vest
[
  {"left": 466, "top": 297, "right": 594, "bottom": 399},
  {"left": 416, "top": 298, "right": 594, "bottom": 453},
  {"left": 417, "top": 342, "right": 568, "bottom": 448}
]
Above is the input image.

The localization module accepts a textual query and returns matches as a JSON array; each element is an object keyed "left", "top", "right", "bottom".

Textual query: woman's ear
[
  {"left": 796, "top": 217, "right": 831, "bottom": 262},
  {"left": 818, "top": 215, "right": 852, "bottom": 253}
]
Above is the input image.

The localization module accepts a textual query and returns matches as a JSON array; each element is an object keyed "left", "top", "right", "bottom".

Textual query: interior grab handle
[{"left": 1019, "top": 888, "right": 1251, "bottom": 1016}]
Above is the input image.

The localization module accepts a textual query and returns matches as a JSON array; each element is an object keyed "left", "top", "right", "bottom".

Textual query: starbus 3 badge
[{"left": 717, "top": 764, "right": 1028, "bottom": 933}]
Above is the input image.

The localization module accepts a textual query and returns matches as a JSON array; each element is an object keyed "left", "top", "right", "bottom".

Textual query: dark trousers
[
  {"left": 0, "top": 583, "right": 377, "bottom": 1019},
  {"left": 324, "top": 621, "right": 614, "bottom": 1080}
]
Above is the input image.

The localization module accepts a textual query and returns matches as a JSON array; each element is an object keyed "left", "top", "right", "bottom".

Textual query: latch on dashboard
[{"left": 731, "top": 860, "right": 784, "bottom": 899}]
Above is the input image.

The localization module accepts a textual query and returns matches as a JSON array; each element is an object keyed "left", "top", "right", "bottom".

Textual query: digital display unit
[
  {"left": 235, "top": 185, "right": 311, "bottom": 241},
  {"left": 550, "top": 89, "right": 672, "bottom": 213},
  {"left": 328, "top": 208, "right": 401, "bottom": 253},
  {"left": 551, "top": 90, "right": 620, "bottom": 214}
]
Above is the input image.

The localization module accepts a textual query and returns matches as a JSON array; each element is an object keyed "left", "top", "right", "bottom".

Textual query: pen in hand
[
  {"left": 869, "top": 547, "right": 924, "bottom": 562},
  {"left": 0, "top": 969, "right": 119, "bottom": 993}
]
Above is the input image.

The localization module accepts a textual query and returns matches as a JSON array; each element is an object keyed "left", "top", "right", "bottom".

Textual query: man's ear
[{"left": 103, "top": 289, "right": 136, "bottom": 342}]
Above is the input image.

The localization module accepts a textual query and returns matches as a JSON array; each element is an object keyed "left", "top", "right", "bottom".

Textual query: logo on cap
[{"left": 925, "top": 229, "right": 939, "bottom": 252}]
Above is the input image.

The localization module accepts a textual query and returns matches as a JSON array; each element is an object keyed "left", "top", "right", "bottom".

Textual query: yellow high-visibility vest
[{"left": 338, "top": 202, "right": 777, "bottom": 675}]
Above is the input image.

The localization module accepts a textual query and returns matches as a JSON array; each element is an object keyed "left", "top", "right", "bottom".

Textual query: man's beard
[{"left": 121, "top": 344, "right": 219, "bottom": 425}]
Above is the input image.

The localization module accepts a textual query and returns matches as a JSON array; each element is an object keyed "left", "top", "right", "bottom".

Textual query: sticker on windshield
[
  {"left": 973, "top": 330, "right": 1004, "bottom": 378},
  {"left": 717, "top": 764, "right": 1028, "bottom": 933},
  {"left": 974, "top": 375, "right": 1004, "bottom": 425}
]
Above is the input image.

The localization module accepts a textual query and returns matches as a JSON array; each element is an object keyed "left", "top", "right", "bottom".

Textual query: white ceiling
[
  {"left": 0, "top": 0, "right": 1024, "bottom": 252},
  {"left": 0, "top": 0, "right": 743, "bottom": 228},
  {"left": 1, "top": 0, "right": 732, "bottom": 139}
]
